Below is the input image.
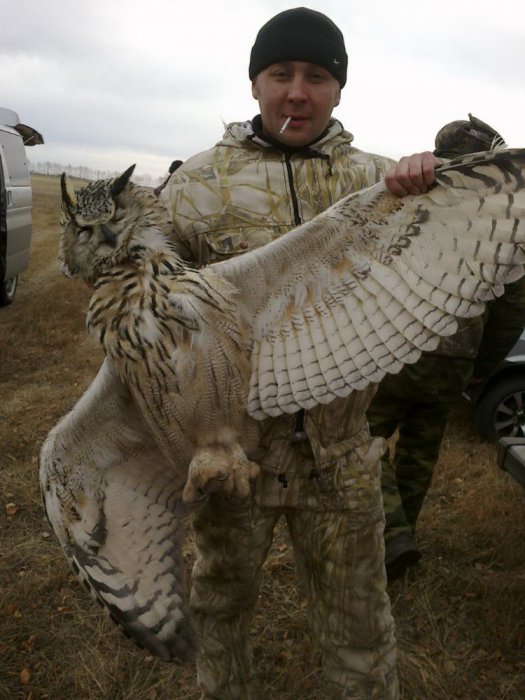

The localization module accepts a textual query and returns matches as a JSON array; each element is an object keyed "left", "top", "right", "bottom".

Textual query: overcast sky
[{"left": 2, "top": 0, "right": 524, "bottom": 182}]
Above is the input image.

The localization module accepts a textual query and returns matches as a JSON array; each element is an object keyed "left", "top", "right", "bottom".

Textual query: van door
[
  {"left": 1, "top": 128, "right": 32, "bottom": 280},
  {"left": 0, "top": 149, "right": 6, "bottom": 283}
]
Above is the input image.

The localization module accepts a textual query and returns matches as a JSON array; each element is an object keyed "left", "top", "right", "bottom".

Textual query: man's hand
[{"left": 385, "top": 151, "right": 441, "bottom": 196}]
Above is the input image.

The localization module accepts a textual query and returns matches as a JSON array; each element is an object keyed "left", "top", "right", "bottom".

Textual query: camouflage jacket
[{"left": 166, "top": 118, "right": 395, "bottom": 473}]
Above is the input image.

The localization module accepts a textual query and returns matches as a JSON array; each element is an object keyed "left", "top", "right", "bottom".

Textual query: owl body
[
  {"left": 59, "top": 166, "right": 261, "bottom": 501},
  {"left": 86, "top": 244, "right": 259, "bottom": 470}
]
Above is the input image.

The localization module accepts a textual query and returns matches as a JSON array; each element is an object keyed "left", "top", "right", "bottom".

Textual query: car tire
[
  {"left": 474, "top": 374, "right": 525, "bottom": 441},
  {"left": 0, "top": 274, "right": 18, "bottom": 306}
]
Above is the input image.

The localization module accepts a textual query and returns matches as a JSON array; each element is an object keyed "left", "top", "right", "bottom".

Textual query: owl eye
[
  {"left": 77, "top": 226, "right": 93, "bottom": 236},
  {"left": 100, "top": 223, "right": 117, "bottom": 247}
]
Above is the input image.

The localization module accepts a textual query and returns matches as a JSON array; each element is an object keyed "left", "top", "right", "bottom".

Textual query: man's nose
[{"left": 287, "top": 76, "right": 308, "bottom": 101}]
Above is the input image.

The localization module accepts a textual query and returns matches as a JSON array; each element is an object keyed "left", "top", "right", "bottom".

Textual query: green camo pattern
[{"left": 367, "top": 355, "right": 474, "bottom": 541}]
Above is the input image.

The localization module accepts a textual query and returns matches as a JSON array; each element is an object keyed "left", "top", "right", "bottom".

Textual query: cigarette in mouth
[{"left": 279, "top": 116, "right": 292, "bottom": 134}]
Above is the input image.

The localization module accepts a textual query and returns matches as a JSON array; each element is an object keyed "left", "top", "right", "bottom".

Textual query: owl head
[{"left": 59, "top": 165, "right": 142, "bottom": 283}]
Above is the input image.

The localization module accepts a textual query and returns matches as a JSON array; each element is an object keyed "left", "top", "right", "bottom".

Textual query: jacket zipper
[
  {"left": 284, "top": 152, "right": 307, "bottom": 442},
  {"left": 284, "top": 154, "right": 302, "bottom": 226}
]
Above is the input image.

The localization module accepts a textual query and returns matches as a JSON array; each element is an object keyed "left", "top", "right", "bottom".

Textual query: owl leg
[{"left": 183, "top": 443, "right": 260, "bottom": 503}]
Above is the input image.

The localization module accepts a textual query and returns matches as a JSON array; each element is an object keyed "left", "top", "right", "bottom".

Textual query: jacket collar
[{"left": 221, "top": 117, "right": 353, "bottom": 156}]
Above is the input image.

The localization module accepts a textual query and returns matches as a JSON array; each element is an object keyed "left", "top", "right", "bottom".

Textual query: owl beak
[{"left": 60, "top": 262, "right": 74, "bottom": 278}]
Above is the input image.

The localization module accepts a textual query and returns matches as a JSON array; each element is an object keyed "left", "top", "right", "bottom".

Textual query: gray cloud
[{"left": 2, "top": 0, "right": 524, "bottom": 179}]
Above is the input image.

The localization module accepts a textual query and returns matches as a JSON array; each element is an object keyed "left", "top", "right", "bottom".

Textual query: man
[
  {"left": 366, "top": 115, "right": 525, "bottom": 582},
  {"left": 166, "top": 8, "right": 436, "bottom": 699}
]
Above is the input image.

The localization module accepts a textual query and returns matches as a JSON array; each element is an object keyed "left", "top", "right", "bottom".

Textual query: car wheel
[
  {"left": 0, "top": 275, "right": 18, "bottom": 306},
  {"left": 474, "top": 374, "right": 525, "bottom": 441}
]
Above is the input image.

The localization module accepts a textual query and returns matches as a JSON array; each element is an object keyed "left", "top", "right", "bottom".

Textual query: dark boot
[{"left": 385, "top": 533, "right": 422, "bottom": 582}]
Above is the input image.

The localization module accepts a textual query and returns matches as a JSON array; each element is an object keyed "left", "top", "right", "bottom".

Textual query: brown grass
[{"left": 1, "top": 175, "right": 525, "bottom": 699}]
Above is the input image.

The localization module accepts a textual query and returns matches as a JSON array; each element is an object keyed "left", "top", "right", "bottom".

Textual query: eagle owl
[{"left": 41, "top": 149, "right": 525, "bottom": 662}]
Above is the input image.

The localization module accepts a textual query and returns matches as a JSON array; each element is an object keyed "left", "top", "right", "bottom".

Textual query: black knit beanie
[{"left": 249, "top": 7, "right": 348, "bottom": 87}]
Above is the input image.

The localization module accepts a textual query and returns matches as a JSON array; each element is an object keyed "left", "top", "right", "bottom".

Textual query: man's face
[{"left": 252, "top": 61, "right": 341, "bottom": 147}]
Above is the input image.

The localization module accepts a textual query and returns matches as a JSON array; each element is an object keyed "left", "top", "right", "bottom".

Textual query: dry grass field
[{"left": 2, "top": 174, "right": 525, "bottom": 699}]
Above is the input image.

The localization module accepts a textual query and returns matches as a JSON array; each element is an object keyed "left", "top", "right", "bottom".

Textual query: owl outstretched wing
[
  {"left": 212, "top": 148, "right": 525, "bottom": 419},
  {"left": 39, "top": 359, "right": 195, "bottom": 662}
]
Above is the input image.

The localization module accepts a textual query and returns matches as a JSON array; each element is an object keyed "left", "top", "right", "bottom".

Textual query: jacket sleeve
[
  {"left": 164, "top": 148, "right": 226, "bottom": 266},
  {"left": 472, "top": 276, "right": 525, "bottom": 380}
]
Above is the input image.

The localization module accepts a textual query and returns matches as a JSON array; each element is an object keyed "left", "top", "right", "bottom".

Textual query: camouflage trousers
[
  {"left": 366, "top": 355, "right": 474, "bottom": 542},
  {"left": 190, "top": 438, "right": 398, "bottom": 700}
]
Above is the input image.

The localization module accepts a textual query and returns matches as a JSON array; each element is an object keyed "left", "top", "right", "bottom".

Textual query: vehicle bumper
[{"left": 497, "top": 437, "right": 525, "bottom": 488}]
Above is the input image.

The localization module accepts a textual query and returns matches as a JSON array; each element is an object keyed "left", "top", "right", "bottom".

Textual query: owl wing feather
[
  {"left": 212, "top": 148, "right": 525, "bottom": 419},
  {"left": 39, "top": 359, "right": 195, "bottom": 662}
]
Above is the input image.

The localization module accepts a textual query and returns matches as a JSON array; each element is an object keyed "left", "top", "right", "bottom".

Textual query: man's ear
[
  {"left": 334, "top": 89, "right": 341, "bottom": 108},
  {"left": 251, "top": 80, "right": 259, "bottom": 100}
]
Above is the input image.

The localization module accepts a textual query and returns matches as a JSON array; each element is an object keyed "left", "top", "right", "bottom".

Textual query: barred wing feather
[
  {"left": 213, "top": 148, "right": 525, "bottom": 419},
  {"left": 39, "top": 359, "right": 195, "bottom": 662}
]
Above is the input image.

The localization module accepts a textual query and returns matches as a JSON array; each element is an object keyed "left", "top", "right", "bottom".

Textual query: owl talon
[{"left": 182, "top": 443, "right": 260, "bottom": 504}]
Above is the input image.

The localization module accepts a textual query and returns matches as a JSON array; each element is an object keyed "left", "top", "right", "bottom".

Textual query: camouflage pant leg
[
  {"left": 367, "top": 357, "right": 473, "bottom": 540},
  {"left": 379, "top": 457, "right": 408, "bottom": 541},
  {"left": 286, "top": 480, "right": 398, "bottom": 697},
  {"left": 366, "top": 378, "right": 413, "bottom": 542},
  {"left": 391, "top": 402, "right": 449, "bottom": 528},
  {"left": 371, "top": 392, "right": 450, "bottom": 537},
  {"left": 368, "top": 378, "right": 450, "bottom": 539},
  {"left": 190, "top": 496, "right": 280, "bottom": 700},
  {"left": 365, "top": 396, "right": 409, "bottom": 542}
]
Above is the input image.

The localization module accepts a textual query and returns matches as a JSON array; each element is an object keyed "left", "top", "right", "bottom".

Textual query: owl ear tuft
[
  {"left": 111, "top": 164, "right": 136, "bottom": 198},
  {"left": 60, "top": 172, "right": 77, "bottom": 220}
]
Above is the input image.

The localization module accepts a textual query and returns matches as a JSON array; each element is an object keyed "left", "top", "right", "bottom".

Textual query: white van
[{"left": 0, "top": 108, "right": 44, "bottom": 305}]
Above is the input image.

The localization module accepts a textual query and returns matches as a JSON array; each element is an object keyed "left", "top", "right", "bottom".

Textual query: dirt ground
[{"left": 1, "top": 175, "right": 525, "bottom": 700}]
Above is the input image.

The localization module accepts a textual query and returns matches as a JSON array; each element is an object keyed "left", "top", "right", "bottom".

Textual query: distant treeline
[{"left": 29, "top": 161, "right": 164, "bottom": 187}]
